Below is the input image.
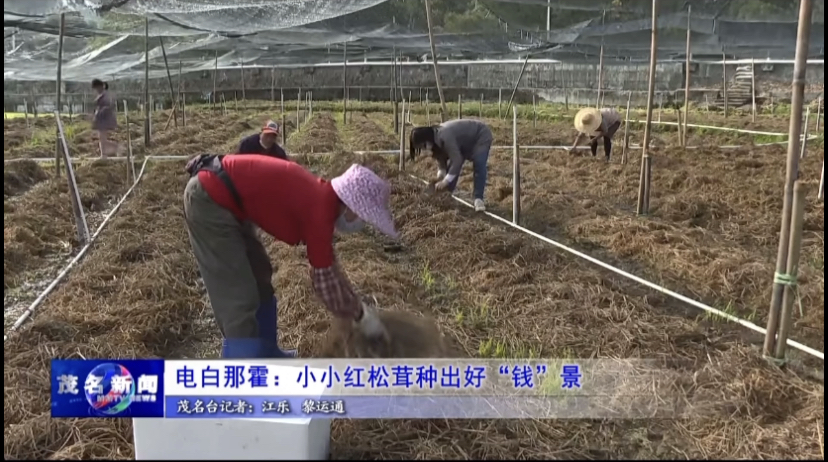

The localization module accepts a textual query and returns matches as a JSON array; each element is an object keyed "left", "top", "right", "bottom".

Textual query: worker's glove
[
  {"left": 436, "top": 168, "right": 447, "bottom": 180},
  {"left": 435, "top": 179, "right": 451, "bottom": 191}
]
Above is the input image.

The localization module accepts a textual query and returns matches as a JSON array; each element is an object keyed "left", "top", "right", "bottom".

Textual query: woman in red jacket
[{"left": 183, "top": 154, "right": 398, "bottom": 358}]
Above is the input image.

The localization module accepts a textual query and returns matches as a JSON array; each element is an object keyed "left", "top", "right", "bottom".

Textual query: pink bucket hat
[{"left": 331, "top": 164, "right": 398, "bottom": 239}]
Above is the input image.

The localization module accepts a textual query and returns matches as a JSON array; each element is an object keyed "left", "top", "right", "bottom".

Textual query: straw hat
[{"left": 574, "top": 108, "right": 603, "bottom": 133}]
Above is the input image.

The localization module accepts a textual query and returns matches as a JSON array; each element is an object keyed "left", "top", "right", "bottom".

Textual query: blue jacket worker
[
  {"left": 409, "top": 119, "right": 493, "bottom": 212},
  {"left": 238, "top": 120, "right": 288, "bottom": 160}
]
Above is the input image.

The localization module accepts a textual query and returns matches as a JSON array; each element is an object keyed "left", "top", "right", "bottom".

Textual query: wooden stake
[
  {"left": 424, "top": 0, "right": 448, "bottom": 121},
  {"left": 773, "top": 181, "right": 807, "bottom": 359},
  {"left": 513, "top": 106, "right": 521, "bottom": 224},
  {"left": 271, "top": 68, "right": 275, "bottom": 102},
  {"left": 532, "top": 93, "right": 537, "bottom": 128},
  {"left": 391, "top": 46, "right": 397, "bottom": 104},
  {"left": 177, "top": 60, "right": 183, "bottom": 126},
  {"left": 816, "top": 97, "right": 822, "bottom": 132},
  {"left": 677, "top": 109, "right": 684, "bottom": 147},
  {"left": 296, "top": 92, "right": 301, "bottom": 131},
  {"left": 818, "top": 159, "right": 824, "bottom": 201},
  {"left": 751, "top": 58, "right": 757, "bottom": 123},
  {"left": 505, "top": 53, "right": 532, "bottom": 119},
  {"left": 658, "top": 93, "right": 663, "bottom": 122},
  {"left": 499, "top": 88, "right": 503, "bottom": 118},
  {"left": 458, "top": 94, "right": 463, "bottom": 119},
  {"left": 596, "top": 11, "right": 606, "bottom": 109},
  {"left": 182, "top": 92, "right": 186, "bottom": 127},
  {"left": 143, "top": 17, "right": 150, "bottom": 147},
  {"left": 764, "top": 0, "right": 813, "bottom": 357},
  {"left": 343, "top": 42, "right": 348, "bottom": 124},
  {"left": 722, "top": 52, "right": 729, "bottom": 118},
  {"left": 159, "top": 37, "right": 178, "bottom": 126},
  {"left": 55, "top": 12, "right": 65, "bottom": 176},
  {"left": 637, "top": 0, "right": 659, "bottom": 216},
  {"left": 393, "top": 55, "right": 400, "bottom": 133},
  {"left": 24, "top": 99, "right": 29, "bottom": 129},
  {"left": 683, "top": 5, "right": 692, "bottom": 146},
  {"left": 408, "top": 91, "right": 412, "bottom": 123},
  {"left": 622, "top": 91, "right": 632, "bottom": 164}
]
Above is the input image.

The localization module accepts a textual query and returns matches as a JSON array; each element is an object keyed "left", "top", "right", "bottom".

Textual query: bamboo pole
[
  {"left": 123, "top": 101, "right": 135, "bottom": 182},
  {"left": 513, "top": 105, "right": 521, "bottom": 224},
  {"left": 213, "top": 51, "right": 219, "bottom": 108},
  {"left": 182, "top": 92, "right": 186, "bottom": 127},
  {"left": 408, "top": 91, "right": 413, "bottom": 123},
  {"left": 751, "top": 58, "right": 757, "bottom": 123},
  {"left": 504, "top": 53, "right": 532, "bottom": 119},
  {"left": 281, "top": 90, "right": 286, "bottom": 147},
  {"left": 240, "top": 60, "right": 246, "bottom": 101},
  {"left": 658, "top": 93, "right": 663, "bottom": 122},
  {"left": 683, "top": 5, "right": 692, "bottom": 147},
  {"left": 393, "top": 54, "right": 399, "bottom": 134},
  {"left": 458, "top": 94, "right": 463, "bottom": 119},
  {"left": 143, "top": 18, "right": 150, "bottom": 147},
  {"left": 763, "top": 0, "right": 813, "bottom": 357},
  {"left": 816, "top": 97, "right": 822, "bottom": 132},
  {"left": 55, "top": 13, "right": 65, "bottom": 176},
  {"left": 159, "top": 37, "right": 178, "bottom": 126},
  {"left": 222, "top": 94, "right": 227, "bottom": 116},
  {"left": 800, "top": 107, "right": 810, "bottom": 159},
  {"left": 296, "top": 92, "right": 301, "bottom": 131},
  {"left": 637, "top": 0, "right": 659, "bottom": 216},
  {"left": 55, "top": 112, "right": 90, "bottom": 245},
  {"left": 596, "top": 11, "right": 606, "bottom": 109},
  {"left": 677, "top": 109, "right": 684, "bottom": 146},
  {"left": 424, "top": 0, "right": 448, "bottom": 121},
  {"left": 532, "top": 93, "right": 537, "bottom": 128},
  {"left": 343, "top": 42, "right": 348, "bottom": 124},
  {"left": 24, "top": 100, "right": 29, "bottom": 129},
  {"left": 480, "top": 93, "right": 484, "bottom": 118},
  {"left": 499, "top": 88, "right": 503, "bottom": 118},
  {"left": 399, "top": 98, "right": 407, "bottom": 171},
  {"left": 773, "top": 181, "right": 807, "bottom": 359},
  {"left": 722, "top": 52, "right": 729, "bottom": 118},
  {"left": 622, "top": 91, "right": 632, "bottom": 165},
  {"left": 818, "top": 160, "right": 824, "bottom": 201},
  {"left": 177, "top": 60, "right": 183, "bottom": 126}
]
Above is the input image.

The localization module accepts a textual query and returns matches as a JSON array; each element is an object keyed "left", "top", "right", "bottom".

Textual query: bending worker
[
  {"left": 183, "top": 154, "right": 396, "bottom": 358},
  {"left": 238, "top": 120, "right": 288, "bottom": 160},
  {"left": 409, "top": 119, "right": 493, "bottom": 212},
  {"left": 568, "top": 107, "right": 622, "bottom": 162}
]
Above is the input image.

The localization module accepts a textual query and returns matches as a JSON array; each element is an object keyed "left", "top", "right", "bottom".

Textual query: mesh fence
[{"left": 3, "top": 0, "right": 825, "bottom": 82}]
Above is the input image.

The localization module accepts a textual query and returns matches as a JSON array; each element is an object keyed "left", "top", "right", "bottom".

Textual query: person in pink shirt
[{"left": 568, "top": 107, "right": 622, "bottom": 162}]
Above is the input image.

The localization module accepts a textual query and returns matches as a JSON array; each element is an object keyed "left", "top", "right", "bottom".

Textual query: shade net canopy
[{"left": 4, "top": 0, "right": 825, "bottom": 82}]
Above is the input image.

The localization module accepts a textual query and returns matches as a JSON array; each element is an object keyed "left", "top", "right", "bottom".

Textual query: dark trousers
[{"left": 590, "top": 121, "right": 621, "bottom": 160}]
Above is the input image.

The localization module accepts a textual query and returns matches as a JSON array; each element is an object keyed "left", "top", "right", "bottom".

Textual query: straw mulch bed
[
  {"left": 4, "top": 160, "right": 130, "bottom": 291},
  {"left": 339, "top": 112, "right": 399, "bottom": 152},
  {"left": 2, "top": 109, "right": 823, "bottom": 460},
  {"left": 288, "top": 112, "right": 343, "bottom": 154},
  {"left": 4, "top": 160, "right": 50, "bottom": 198}
]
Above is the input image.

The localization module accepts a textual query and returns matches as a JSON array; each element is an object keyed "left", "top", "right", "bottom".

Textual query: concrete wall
[{"left": 4, "top": 61, "right": 823, "bottom": 113}]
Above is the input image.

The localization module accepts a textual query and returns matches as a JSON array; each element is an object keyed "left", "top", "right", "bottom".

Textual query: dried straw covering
[{"left": 3, "top": 110, "right": 824, "bottom": 460}]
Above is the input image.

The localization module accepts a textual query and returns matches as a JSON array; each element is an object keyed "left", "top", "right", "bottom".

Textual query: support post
[
  {"left": 55, "top": 112, "right": 90, "bottom": 245},
  {"left": 504, "top": 53, "right": 532, "bottom": 119},
  {"left": 297, "top": 92, "right": 301, "bottom": 131},
  {"left": 159, "top": 37, "right": 178, "bottom": 126},
  {"left": 532, "top": 93, "right": 537, "bottom": 128},
  {"left": 498, "top": 89, "right": 503, "bottom": 118},
  {"left": 800, "top": 107, "right": 810, "bottom": 159},
  {"left": 458, "top": 94, "right": 463, "bottom": 119},
  {"left": 408, "top": 91, "right": 413, "bottom": 123},
  {"left": 281, "top": 90, "right": 287, "bottom": 147},
  {"left": 480, "top": 93, "right": 484, "bottom": 118},
  {"left": 596, "top": 10, "right": 606, "bottom": 109},
  {"left": 55, "top": 12, "right": 66, "bottom": 176},
  {"left": 343, "top": 42, "right": 348, "bottom": 124},
  {"left": 818, "top": 160, "right": 824, "bottom": 201},
  {"left": 722, "top": 52, "right": 729, "bottom": 118},
  {"left": 512, "top": 106, "right": 521, "bottom": 224},
  {"left": 658, "top": 93, "right": 663, "bottom": 122},
  {"left": 763, "top": 0, "right": 813, "bottom": 357},
  {"left": 393, "top": 54, "right": 399, "bottom": 133},
  {"left": 123, "top": 101, "right": 135, "bottom": 182},
  {"left": 683, "top": 5, "right": 692, "bottom": 147},
  {"left": 240, "top": 59, "right": 246, "bottom": 101},
  {"left": 424, "top": 0, "right": 448, "bottom": 121},
  {"left": 751, "top": 58, "right": 757, "bottom": 123},
  {"left": 773, "top": 181, "right": 807, "bottom": 359},
  {"left": 399, "top": 98, "right": 407, "bottom": 171},
  {"left": 182, "top": 92, "right": 186, "bottom": 127},
  {"left": 143, "top": 17, "right": 150, "bottom": 147},
  {"left": 816, "top": 97, "right": 822, "bottom": 132},
  {"left": 622, "top": 91, "right": 632, "bottom": 164},
  {"left": 213, "top": 51, "right": 218, "bottom": 108},
  {"left": 636, "top": 0, "right": 659, "bottom": 216},
  {"left": 177, "top": 60, "right": 183, "bottom": 126},
  {"left": 271, "top": 68, "right": 275, "bottom": 102}
]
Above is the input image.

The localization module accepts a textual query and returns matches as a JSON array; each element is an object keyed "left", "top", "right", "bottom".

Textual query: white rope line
[
  {"left": 4, "top": 158, "right": 151, "bottom": 342},
  {"left": 406, "top": 173, "right": 824, "bottom": 361}
]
